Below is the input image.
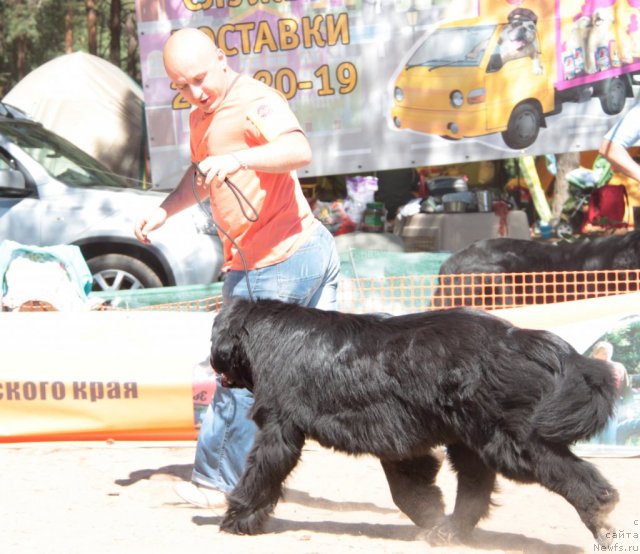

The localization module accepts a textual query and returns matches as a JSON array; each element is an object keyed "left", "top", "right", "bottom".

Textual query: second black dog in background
[{"left": 433, "top": 231, "right": 640, "bottom": 307}]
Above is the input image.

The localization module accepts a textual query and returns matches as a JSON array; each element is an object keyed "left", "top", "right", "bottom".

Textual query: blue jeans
[{"left": 192, "top": 223, "right": 340, "bottom": 493}]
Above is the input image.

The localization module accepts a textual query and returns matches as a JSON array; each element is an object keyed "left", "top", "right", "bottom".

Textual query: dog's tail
[{"left": 519, "top": 330, "right": 617, "bottom": 444}]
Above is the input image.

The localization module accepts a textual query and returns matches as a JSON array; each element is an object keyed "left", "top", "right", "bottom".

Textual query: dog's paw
[
  {"left": 220, "top": 504, "right": 269, "bottom": 535},
  {"left": 590, "top": 490, "right": 619, "bottom": 545},
  {"left": 596, "top": 527, "right": 615, "bottom": 548},
  {"left": 220, "top": 514, "right": 263, "bottom": 535},
  {"left": 419, "top": 517, "right": 466, "bottom": 546}
]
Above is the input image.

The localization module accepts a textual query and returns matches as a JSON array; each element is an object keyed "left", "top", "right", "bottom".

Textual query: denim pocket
[{"left": 276, "top": 225, "right": 336, "bottom": 303}]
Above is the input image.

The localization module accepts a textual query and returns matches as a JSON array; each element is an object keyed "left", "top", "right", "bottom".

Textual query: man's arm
[
  {"left": 159, "top": 164, "right": 209, "bottom": 216},
  {"left": 134, "top": 165, "right": 208, "bottom": 243},
  {"left": 197, "top": 130, "right": 312, "bottom": 186},
  {"left": 232, "top": 130, "right": 312, "bottom": 173},
  {"left": 599, "top": 139, "right": 640, "bottom": 183}
]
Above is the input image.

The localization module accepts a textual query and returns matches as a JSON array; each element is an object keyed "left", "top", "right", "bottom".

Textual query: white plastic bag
[{"left": 343, "top": 175, "right": 378, "bottom": 229}]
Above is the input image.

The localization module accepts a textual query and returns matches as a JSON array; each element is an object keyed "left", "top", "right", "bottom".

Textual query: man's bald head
[
  {"left": 163, "top": 28, "right": 219, "bottom": 75},
  {"left": 163, "top": 28, "right": 232, "bottom": 113}
]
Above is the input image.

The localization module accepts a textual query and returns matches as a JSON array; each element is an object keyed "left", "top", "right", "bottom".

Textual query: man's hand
[
  {"left": 195, "top": 153, "right": 245, "bottom": 187},
  {"left": 134, "top": 207, "right": 168, "bottom": 244}
]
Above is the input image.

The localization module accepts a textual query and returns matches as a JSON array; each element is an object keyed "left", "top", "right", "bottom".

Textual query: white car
[{"left": 0, "top": 103, "right": 223, "bottom": 291}]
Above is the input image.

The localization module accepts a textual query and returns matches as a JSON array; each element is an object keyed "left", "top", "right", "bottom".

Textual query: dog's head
[
  {"left": 210, "top": 298, "right": 255, "bottom": 391},
  {"left": 501, "top": 7, "right": 538, "bottom": 45},
  {"left": 503, "top": 20, "right": 537, "bottom": 46}
]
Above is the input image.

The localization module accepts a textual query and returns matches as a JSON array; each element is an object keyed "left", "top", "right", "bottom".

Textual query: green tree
[{"left": 0, "top": 0, "right": 139, "bottom": 97}]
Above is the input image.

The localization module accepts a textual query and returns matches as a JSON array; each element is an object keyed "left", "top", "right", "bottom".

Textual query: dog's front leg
[
  {"left": 381, "top": 452, "right": 446, "bottom": 529},
  {"left": 220, "top": 421, "right": 305, "bottom": 535}
]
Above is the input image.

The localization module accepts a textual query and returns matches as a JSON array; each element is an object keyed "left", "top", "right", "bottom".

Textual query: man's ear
[{"left": 216, "top": 47, "right": 227, "bottom": 66}]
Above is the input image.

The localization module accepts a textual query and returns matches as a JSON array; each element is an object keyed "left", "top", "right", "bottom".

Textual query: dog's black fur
[
  {"left": 433, "top": 232, "right": 640, "bottom": 307},
  {"left": 210, "top": 297, "right": 619, "bottom": 544}
]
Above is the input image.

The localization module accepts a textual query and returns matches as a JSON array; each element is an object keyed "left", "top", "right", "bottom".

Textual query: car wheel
[
  {"left": 599, "top": 77, "right": 626, "bottom": 115},
  {"left": 87, "top": 254, "right": 163, "bottom": 291},
  {"left": 501, "top": 102, "right": 541, "bottom": 149}
]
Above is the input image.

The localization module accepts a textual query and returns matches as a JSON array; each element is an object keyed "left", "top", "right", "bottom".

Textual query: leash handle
[{"left": 194, "top": 162, "right": 259, "bottom": 222}]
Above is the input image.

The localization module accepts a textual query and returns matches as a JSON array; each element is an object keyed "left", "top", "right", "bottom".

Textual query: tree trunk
[
  {"left": 64, "top": 0, "right": 74, "bottom": 54},
  {"left": 125, "top": 11, "right": 139, "bottom": 80},
  {"left": 85, "top": 0, "right": 97, "bottom": 55},
  {"left": 15, "top": 35, "right": 27, "bottom": 80},
  {"left": 551, "top": 151, "right": 581, "bottom": 224},
  {"left": 110, "top": 0, "right": 121, "bottom": 66}
]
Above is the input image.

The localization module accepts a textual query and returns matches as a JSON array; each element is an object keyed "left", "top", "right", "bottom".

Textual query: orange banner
[{"left": 0, "top": 311, "right": 215, "bottom": 443}]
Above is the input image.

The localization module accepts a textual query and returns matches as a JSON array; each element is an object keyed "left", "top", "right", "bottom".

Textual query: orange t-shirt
[{"left": 190, "top": 74, "right": 317, "bottom": 271}]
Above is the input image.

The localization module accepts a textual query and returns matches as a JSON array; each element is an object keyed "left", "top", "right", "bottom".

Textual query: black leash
[{"left": 192, "top": 162, "right": 257, "bottom": 302}]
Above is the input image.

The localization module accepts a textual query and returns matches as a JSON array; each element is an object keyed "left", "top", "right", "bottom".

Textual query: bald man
[{"left": 135, "top": 28, "right": 340, "bottom": 508}]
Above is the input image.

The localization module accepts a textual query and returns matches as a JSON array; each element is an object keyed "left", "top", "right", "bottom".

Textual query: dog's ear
[
  {"left": 210, "top": 302, "right": 243, "bottom": 372},
  {"left": 210, "top": 332, "right": 236, "bottom": 374},
  {"left": 209, "top": 300, "right": 254, "bottom": 389},
  {"left": 210, "top": 333, "right": 253, "bottom": 390}
]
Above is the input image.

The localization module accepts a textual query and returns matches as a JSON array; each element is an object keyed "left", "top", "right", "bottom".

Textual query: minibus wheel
[{"left": 502, "top": 102, "right": 541, "bottom": 150}]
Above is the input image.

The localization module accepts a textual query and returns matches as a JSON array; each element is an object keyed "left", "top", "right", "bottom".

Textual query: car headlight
[
  {"left": 394, "top": 86, "right": 404, "bottom": 102},
  {"left": 450, "top": 90, "right": 464, "bottom": 108}
]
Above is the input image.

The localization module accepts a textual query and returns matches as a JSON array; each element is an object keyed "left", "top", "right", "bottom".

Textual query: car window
[
  {"left": 407, "top": 25, "right": 496, "bottom": 68},
  {"left": 0, "top": 121, "right": 133, "bottom": 189},
  {"left": 0, "top": 149, "right": 27, "bottom": 194},
  {"left": 0, "top": 152, "right": 11, "bottom": 170}
]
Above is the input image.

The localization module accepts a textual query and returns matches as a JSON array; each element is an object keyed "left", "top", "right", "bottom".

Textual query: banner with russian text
[
  {"left": 0, "top": 311, "right": 214, "bottom": 442},
  {"left": 135, "top": 0, "right": 640, "bottom": 188}
]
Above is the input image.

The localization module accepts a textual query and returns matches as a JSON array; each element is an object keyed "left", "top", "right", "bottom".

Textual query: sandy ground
[{"left": 2, "top": 441, "right": 639, "bottom": 554}]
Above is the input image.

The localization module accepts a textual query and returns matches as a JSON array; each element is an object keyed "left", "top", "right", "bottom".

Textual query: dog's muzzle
[
  {"left": 219, "top": 374, "right": 235, "bottom": 388},
  {"left": 213, "top": 368, "right": 236, "bottom": 388}
]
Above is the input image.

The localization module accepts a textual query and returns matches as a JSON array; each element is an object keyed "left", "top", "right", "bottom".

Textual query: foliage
[{"left": 0, "top": 0, "right": 139, "bottom": 96}]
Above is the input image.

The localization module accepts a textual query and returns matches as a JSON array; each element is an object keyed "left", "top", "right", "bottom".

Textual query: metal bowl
[{"left": 443, "top": 200, "right": 468, "bottom": 213}]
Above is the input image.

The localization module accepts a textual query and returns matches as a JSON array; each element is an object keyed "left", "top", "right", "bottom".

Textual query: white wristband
[{"left": 231, "top": 152, "right": 248, "bottom": 170}]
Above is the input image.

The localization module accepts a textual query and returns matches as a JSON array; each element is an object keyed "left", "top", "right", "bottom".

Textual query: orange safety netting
[
  {"left": 429, "top": 269, "right": 640, "bottom": 310},
  {"left": 13, "top": 296, "right": 224, "bottom": 313},
  {"left": 109, "top": 295, "right": 224, "bottom": 313},
  {"left": 337, "top": 269, "right": 640, "bottom": 314}
]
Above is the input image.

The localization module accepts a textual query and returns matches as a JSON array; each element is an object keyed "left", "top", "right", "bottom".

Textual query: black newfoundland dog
[
  {"left": 433, "top": 231, "right": 640, "bottom": 307},
  {"left": 210, "top": 297, "right": 618, "bottom": 545}
]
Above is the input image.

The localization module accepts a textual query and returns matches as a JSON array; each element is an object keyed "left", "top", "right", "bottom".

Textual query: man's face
[{"left": 165, "top": 47, "right": 227, "bottom": 113}]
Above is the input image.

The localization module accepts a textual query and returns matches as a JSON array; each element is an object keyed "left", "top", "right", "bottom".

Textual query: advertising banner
[
  {"left": 0, "top": 294, "right": 638, "bottom": 452},
  {"left": 0, "top": 311, "right": 214, "bottom": 442},
  {"left": 135, "top": 0, "right": 640, "bottom": 189}
]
